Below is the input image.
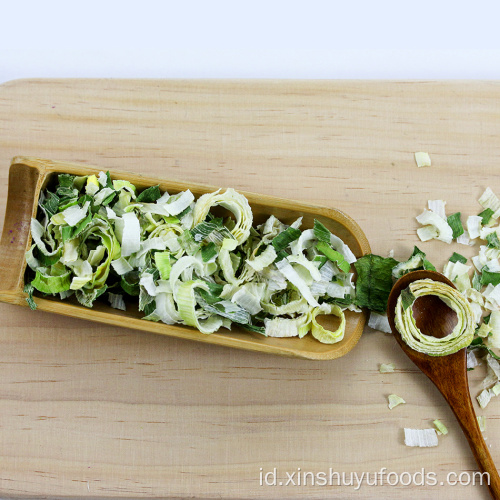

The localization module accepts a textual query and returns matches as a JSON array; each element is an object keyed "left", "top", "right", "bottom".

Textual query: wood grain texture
[{"left": 0, "top": 79, "right": 499, "bottom": 499}]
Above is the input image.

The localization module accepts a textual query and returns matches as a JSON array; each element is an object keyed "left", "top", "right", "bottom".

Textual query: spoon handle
[
  {"left": 437, "top": 378, "right": 500, "bottom": 498},
  {"left": 386, "top": 271, "right": 499, "bottom": 496}
]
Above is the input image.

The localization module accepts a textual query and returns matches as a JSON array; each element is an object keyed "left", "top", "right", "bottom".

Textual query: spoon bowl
[
  {"left": 412, "top": 294, "right": 459, "bottom": 339},
  {"left": 387, "top": 270, "right": 500, "bottom": 499},
  {"left": 387, "top": 270, "right": 458, "bottom": 360}
]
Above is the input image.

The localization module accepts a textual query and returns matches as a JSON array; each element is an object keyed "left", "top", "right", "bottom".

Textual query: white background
[{"left": 2, "top": 0, "right": 500, "bottom": 83}]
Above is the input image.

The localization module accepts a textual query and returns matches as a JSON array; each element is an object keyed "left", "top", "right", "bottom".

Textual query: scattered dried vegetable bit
[
  {"left": 433, "top": 419, "right": 448, "bottom": 435},
  {"left": 379, "top": 363, "right": 395, "bottom": 373},
  {"left": 388, "top": 394, "right": 406, "bottom": 409},
  {"left": 368, "top": 312, "right": 392, "bottom": 333},
  {"left": 477, "top": 388, "right": 493, "bottom": 409},
  {"left": 414, "top": 152, "right": 431, "bottom": 168},
  {"left": 478, "top": 416, "right": 487, "bottom": 432},
  {"left": 404, "top": 428, "right": 438, "bottom": 447}
]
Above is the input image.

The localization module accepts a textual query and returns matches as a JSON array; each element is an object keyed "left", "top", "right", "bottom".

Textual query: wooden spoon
[{"left": 387, "top": 270, "right": 500, "bottom": 498}]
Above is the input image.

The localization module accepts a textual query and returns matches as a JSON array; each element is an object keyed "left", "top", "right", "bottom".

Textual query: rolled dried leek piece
[{"left": 394, "top": 279, "right": 474, "bottom": 356}]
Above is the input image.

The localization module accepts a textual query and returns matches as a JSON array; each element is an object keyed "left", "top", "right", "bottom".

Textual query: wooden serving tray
[
  {"left": 1, "top": 80, "right": 499, "bottom": 500},
  {"left": 0, "top": 156, "right": 370, "bottom": 359}
]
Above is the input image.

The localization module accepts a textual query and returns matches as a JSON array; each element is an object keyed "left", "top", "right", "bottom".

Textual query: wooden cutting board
[{"left": 0, "top": 79, "right": 499, "bottom": 499}]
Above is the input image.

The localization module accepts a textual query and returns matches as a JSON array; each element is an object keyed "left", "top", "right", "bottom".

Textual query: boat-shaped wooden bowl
[{"left": 0, "top": 157, "right": 371, "bottom": 360}]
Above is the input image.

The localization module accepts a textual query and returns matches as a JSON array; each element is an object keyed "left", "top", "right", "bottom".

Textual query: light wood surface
[{"left": 0, "top": 79, "right": 499, "bottom": 499}]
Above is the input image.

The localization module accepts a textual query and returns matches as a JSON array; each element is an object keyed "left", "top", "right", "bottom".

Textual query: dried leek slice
[
  {"left": 379, "top": 363, "right": 395, "bottom": 373},
  {"left": 264, "top": 311, "right": 311, "bottom": 338},
  {"left": 388, "top": 394, "right": 406, "bottom": 409},
  {"left": 310, "top": 303, "right": 345, "bottom": 344},
  {"left": 394, "top": 279, "right": 474, "bottom": 356},
  {"left": 477, "top": 389, "right": 493, "bottom": 409},
  {"left": 416, "top": 210, "right": 453, "bottom": 244},
  {"left": 479, "top": 187, "right": 500, "bottom": 219},
  {"left": 176, "top": 280, "right": 224, "bottom": 334},
  {"left": 478, "top": 416, "right": 486, "bottom": 432},
  {"left": 368, "top": 313, "right": 392, "bottom": 334},
  {"left": 433, "top": 419, "right": 448, "bottom": 435},
  {"left": 414, "top": 152, "right": 431, "bottom": 168},
  {"left": 404, "top": 428, "right": 438, "bottom": 447},
  {"left": 192, "top": 188, "right": 253, "bottom": 245}
]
